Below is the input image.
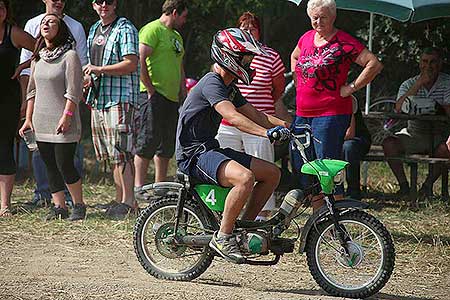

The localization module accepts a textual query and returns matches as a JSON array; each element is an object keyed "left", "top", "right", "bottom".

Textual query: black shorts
[
  {"left": 135, "top": 92, "right": 179, "bottom": 159},
  {"left": 179, "top": 147, "right": 252, "bottom": 186}
]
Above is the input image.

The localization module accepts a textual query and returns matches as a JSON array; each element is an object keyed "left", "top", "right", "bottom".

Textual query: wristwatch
[{"left": 350, "top": 82, "right": 357, "bottom": 91}]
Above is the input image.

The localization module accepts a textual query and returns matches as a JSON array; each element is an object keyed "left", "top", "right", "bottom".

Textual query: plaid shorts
[{"left": 91, "top": 103, "right": 136, "bottom": 164}]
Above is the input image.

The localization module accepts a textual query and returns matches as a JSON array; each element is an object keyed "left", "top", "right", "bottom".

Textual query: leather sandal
[{"left": 0, "top": 207, "right": 12, "bottom": 217}]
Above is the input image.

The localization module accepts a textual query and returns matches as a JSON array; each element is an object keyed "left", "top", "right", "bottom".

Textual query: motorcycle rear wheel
[
  {"left": 134, "top": 196, "right": 214, "bottom": 281},
  {"left": 306, "top": 210, "right": 395, "bottom": 298}
]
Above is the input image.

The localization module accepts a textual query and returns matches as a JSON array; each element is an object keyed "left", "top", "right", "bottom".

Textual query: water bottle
[{"left": 279, "top": 189, "right": 305, "bottom": 217}]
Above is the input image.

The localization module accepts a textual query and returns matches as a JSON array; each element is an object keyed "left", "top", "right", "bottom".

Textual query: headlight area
[{"left": 333, "top": 169, "right": 345, "bottom": 185}]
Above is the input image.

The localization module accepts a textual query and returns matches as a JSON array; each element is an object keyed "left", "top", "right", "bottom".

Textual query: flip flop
[{"left": 0, "top": 207, "right": 12, "bottom": 217}]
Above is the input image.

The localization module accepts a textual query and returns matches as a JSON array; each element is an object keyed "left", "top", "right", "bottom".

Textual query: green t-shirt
[{"left": 139, "top": 19, "right": 184, "bottom": 102}]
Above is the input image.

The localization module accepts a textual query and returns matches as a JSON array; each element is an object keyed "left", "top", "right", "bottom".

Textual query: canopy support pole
[
  {"left": 362, "top": 13, "right": 375, "bottom": 195},
  {"left": 365, "top": 13, "right": 375, "bottom": 115}
]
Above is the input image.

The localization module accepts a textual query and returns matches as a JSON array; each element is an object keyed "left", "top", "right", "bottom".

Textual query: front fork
[
  {"left": 324, "top": 194, "right": 351, "bottom": 256},
  {"left": 173, "top": 187, "right": 188, "bottom": 237}
]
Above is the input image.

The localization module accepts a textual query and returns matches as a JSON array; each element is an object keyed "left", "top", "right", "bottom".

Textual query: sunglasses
[{"left": 92, "top": 0, "right": 114, "bottom": 5}]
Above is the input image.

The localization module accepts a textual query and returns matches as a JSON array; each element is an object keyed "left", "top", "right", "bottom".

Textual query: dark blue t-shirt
[{"left": 175, "top": 72, "right": 247, "bottom": 163}]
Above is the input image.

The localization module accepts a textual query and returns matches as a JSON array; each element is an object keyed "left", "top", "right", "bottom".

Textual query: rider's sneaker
[{"left": 209, "top": 231, "right": 245, "bottom": 264}]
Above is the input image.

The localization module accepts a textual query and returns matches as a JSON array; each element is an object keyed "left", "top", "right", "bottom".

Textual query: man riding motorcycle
[{"left": 175, "top": 28, "right": 290, "bottom": 263}]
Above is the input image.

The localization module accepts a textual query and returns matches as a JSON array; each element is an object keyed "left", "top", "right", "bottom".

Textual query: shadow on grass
[
  {"left": 392, "top": 231, "right": 450, "bottom": 245},
  {"left": 362, "top": 190, "right": 449, "bottom": 212},
  {"left": 264, "top": 288, "right": 434, "bottom": 300},
  {"left": 84, "top": 210, "right": 109, "bottom": 219}
]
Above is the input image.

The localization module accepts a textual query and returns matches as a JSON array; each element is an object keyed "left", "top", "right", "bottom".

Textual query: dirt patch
[
  {"left": 1, "top": 183, "right": 450, "bottom": 300},
  {"left": 1, "top": 215, "right": 449, "bottom": 300}
]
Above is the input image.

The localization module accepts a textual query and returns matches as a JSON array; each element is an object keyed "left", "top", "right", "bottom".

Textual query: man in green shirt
[{"left": 134, "top": 0, "right": 187, "bottom": 198}]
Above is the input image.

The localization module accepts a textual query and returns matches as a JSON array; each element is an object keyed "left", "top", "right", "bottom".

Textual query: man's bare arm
[{"left": 139, "top": 43, "right": 155, "bottom": 97}]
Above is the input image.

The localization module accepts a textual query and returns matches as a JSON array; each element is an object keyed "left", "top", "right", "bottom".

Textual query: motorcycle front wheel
[
  {"left": 134, "top": 196, "right": 215, "bottom": 281},
  {"left": 306, "top": 210, "right": 395, "bottom": 299}
]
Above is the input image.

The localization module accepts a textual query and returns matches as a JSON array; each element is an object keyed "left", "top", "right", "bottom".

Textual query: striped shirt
[
  {"left": 86, "top": 17, "right": 140, "bottom": 110},
  {"left": 222, "top": 45, "right": 285, "bottom": 126}
]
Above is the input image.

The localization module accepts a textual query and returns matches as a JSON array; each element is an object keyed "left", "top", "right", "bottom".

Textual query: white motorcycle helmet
[{"left": 211, "top": 28, "right": 268, "bottom": 85}]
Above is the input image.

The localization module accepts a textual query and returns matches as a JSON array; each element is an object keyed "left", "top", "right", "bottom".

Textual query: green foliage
[
  {"left": 356, "top": 16, "right": 450, "bottom": 97},
  {"left": 9, "top": 0, "right": 450, "bottom": 97}
]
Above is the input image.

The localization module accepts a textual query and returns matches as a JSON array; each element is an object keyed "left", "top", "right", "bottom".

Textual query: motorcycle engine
[{"left": 239, "top": 230, "right": 269, "bottom": 255}]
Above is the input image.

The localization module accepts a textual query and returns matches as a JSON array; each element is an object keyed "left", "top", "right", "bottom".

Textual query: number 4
[{"left": 205, "top": 189, "right": 216, "bottom": 206}]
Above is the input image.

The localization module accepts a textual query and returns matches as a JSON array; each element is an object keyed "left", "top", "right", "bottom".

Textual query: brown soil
[
  {"left": 1, "top": 215, "right": 449, "bottom": 300},
  {"left": 1, "top": 181, "right": 450, "bottom": 300}
]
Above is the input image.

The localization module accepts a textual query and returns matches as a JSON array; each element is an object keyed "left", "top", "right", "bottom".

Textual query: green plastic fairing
[{"left": 301, "top": 159, "right": 349, "bottom": 194}]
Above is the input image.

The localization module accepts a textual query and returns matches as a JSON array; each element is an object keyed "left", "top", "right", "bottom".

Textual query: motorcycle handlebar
[{"left": 288, "top": 124, "right": 321, "bottom": 149}]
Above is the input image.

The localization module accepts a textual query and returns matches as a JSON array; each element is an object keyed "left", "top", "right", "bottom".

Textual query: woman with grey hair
[{"left": 290, "top": 0, "right": 382, "bottom": 208}]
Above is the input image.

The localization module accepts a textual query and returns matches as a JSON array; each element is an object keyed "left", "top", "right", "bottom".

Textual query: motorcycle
[{"left": 133, "top": 125, "right": 395, "bottom": 299}]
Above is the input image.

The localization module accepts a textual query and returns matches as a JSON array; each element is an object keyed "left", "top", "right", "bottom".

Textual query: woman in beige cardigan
[{"left": 19, "top": 14, "right": 85, "bottom": 221}]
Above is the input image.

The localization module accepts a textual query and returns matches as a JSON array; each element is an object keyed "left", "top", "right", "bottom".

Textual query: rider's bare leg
[
  {"left": 217, "top": 160, "right": 255, "bottom": 234},
  {"left": 241, "top": 158, "right": 280, "bottom": 221}
]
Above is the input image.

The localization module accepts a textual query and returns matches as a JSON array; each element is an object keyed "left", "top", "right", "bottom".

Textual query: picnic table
[{"left": 362, "top": 112, "right": 450, "bottom": 205}]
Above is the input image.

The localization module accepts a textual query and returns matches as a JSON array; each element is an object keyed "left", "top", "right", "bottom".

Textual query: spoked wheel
[
  {"left": 134, "top": 196, "right": 215, "bottom": 281},
  {"left": 306, "top": 210, "right": 395, "bottom": 299}
]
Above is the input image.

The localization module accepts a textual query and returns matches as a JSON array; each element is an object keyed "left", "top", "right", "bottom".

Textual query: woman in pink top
[
  {"left": 290, "top": 0, "right": 382, "bottom": 206},
  {"left": 216, "top": 12, "right": 292, "bottom": 220}
]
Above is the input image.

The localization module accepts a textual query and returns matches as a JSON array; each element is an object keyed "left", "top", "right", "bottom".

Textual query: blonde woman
[{"left": 290, "top": 0, "right": 382, "bottom": 207}]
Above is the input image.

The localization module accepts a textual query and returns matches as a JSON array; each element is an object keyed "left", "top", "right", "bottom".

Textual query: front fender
[{"left": 298, "top": 199, "right": 369, "bottom": 253}]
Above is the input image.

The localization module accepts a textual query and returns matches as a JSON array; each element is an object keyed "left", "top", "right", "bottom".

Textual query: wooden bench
[{"left": 362, "top": 145, "right": 450, "bottom": 205}]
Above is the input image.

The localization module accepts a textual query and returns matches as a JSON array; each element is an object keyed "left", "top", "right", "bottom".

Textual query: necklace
[
  {"left": 100, "top": 22, "right": 112, "bottom": 34},
  {"left": 95, "top": 22, "right": 113, "bottom": 46}
]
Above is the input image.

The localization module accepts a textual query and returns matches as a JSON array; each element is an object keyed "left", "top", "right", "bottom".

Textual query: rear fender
[
  {"left": 141, "top": 182, "right": 185, "bottom": 191},
  {"left": 298, "top": 199, "right": 369, "bottom": 253}
]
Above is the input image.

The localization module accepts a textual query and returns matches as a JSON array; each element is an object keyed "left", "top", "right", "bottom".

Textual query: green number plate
[{"left": 194, "top": 184, "right": 230, "bottom": 212}]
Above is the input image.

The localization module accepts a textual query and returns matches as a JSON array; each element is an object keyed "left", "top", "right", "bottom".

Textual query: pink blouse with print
[{"left": 295, "top": 29, "right": 365, "bottom": 117}]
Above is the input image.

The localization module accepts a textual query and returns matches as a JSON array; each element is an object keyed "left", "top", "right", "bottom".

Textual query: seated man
[
  {"left": 382, "top": 47, "right": 450, "bottom": 198},
  {"left": 176, "top": 28, "right": 290, "bottom": 263},
  {"left": 343, "top": 97, "right": 371, "bottom": 200}
]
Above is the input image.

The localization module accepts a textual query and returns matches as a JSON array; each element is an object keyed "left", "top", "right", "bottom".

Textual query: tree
[{"left": 10, "top": 0, "right": 449, "bottom": 98}]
